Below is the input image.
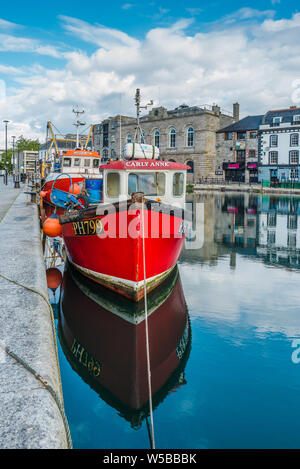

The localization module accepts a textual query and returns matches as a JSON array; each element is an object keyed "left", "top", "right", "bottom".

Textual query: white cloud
[{"left": 1, "top": 11, "right": 300, "bottom": 146}]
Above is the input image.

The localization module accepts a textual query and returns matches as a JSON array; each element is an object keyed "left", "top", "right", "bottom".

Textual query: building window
[
  {"left": 248, "top": 150, "right": 256, "bottom": 159},
  {"left": 289, "top": 150, "right": 299, "bottom": 165},
  {"left": 269, "top": 151, "right": 278, "bottom": 165},
  {"left": 186, "top": 160, "right": 194, "bottom": 173},
  {"left": 267, "top": 213, "right": 277, "bottom": 227},
  {"left": 169, "top": 128, "right": 176, "bottom": 148},
  {"left": 287, "top": 214, "right": 298, "bottom": 230},
  {"left": 126, "top": 134, "right": 132, "bottom": 144},
  {"left": 187, "top": 127, "right": 194, "bottom": 147},
  {"left": 287, "top": 232, "right": 297, "bottom": 248},
  {"left": 290, "top": 168, "right": 299, "bottom": 180},
  {"left": 290, "top": 133, "right": 299, "bottom": 147},
  {"left": 249, "top": 131, "right": 257, "bottom": 139},
  {"left": 237, "top": 131, "right": 246, "bottom": 140},
  {"left": 154, "top": 130, "right": 160, "bottom": 148},
  {"left": 273, "top": 117, "right": 281, "bottom": 125},
  {"left": 140, "top": 130, "right": 146, "bottom": 144},
  {"left": 270, "top": 135, "right": 278, "bottom": 147},
  {"left": 267, "top": 230, "right": 276, "bottom": 245},
  {"left": 293, "top": 115, "right": 300, "bottom": 123},
  {"left": 103, "top": 123, "right": 109, "bottom": 147},
  {"left": 225, "top": 132, "right": 232, "bottom": 140}
]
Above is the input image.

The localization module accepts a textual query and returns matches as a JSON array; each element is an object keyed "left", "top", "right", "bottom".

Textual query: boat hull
[{"left": 60, "top": 201, "right": 186, "bottom": 301}]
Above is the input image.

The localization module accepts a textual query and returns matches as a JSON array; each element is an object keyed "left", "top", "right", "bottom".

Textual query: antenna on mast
[
  {"left": 134, "top": 89, "right": 153, "bottom": 142},
  {"left": 72, "top": 106, "right": 86, "bottom": 148}
]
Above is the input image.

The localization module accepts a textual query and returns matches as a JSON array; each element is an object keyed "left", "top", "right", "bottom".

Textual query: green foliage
[
  {"left": 0, "top": 136, "right": 40, "bottom": 171},
  {"left": 16, "top": 135, "right": 40, "bottom": 151}
]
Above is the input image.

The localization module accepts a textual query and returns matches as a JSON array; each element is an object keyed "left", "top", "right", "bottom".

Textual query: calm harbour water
[{"left": 54, "top": 192, "right": 300, "bottom": 449}]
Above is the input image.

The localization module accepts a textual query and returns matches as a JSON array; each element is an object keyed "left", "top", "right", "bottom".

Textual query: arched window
[
  {"left": 127, "top": 134, "right": 132, "bottom": 144},
  {"left": 154, "top": 130, "right": 160, "bottom": 148},
  {"left": 186, "top": 160, "right": 194, "bottom": 173},
  {"left": 187, "top": 127, "right": 194, "bottom": 147},
  {"left": 140, "top": 130, "right": 146, "bottom": 144},
  {"left": 169, "top": 128, "right": 176, "bottom": 148}
]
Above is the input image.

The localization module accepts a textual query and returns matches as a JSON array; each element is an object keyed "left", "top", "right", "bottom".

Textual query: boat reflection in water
[{"left": 58, "top": 263, "right": 191, "bottom": 428}]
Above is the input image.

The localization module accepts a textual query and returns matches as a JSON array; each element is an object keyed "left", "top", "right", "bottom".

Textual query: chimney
[
  {"left": 233, "top": 102, "right": 240, "bottom": 122},
  {"left": 212, "top": 103, "right": 220, "bottom": 115}
]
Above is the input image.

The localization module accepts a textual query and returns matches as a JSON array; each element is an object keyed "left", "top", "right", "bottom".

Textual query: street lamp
[
  {"left": 11, "top": 135, "right": 18, "bottom": 188},
  {"left": 3, "top": 120, "right": 9, "bottom": 185}
]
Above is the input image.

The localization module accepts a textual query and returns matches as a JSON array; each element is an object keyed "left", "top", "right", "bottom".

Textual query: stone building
[
  {"left": 94, "top": 103, "right": 236, "bottom": 182},
  {"left": 216, "top": 115, "right": 263, "bottom": 183}
]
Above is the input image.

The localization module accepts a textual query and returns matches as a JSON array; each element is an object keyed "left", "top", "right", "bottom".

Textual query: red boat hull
[{"left": 60, "top": 202, "right": 186, "bottom": 301}]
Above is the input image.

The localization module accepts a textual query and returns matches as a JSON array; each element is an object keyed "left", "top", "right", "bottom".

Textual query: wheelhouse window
[
  {"left": 84, "top": 159, "right": 91, "bottom": 167},
  {"left": 269, "top": 151, "right": 278, "bottom": 165},
  {"left": 63, "top": 158, "right": 72, "bottom": 167},
  {"left": 93, "top": 159, "right": 100, "bottom": 168},
  {"left": 270, "top": 135, "right": 278, "bottom": 147},
  {"left": 169, "top": 128, "right": 176, "bottom": 148},
  {"left": 74, "top": 158, "right": 80, "bottom": 167},
  {"left": 154, "top": 130, "right": 160, "bottom": 148},
  {"left": 290, "top": 133, "right": 299, "bottom": 147},
  {"left": 289, "top": 150, "right": 299, "bottom": 165},
  {"left": 107, "top": 172, "right": 120, "bottom": 197},
  {"left": 128, "top": 172, "right": 165, "bottom": 196},
  {"left": 173, "top": 172, "right": 184, "bottom": 196},
  {"left": 187, "top": 127, "right": 194, "bottom": 147}
]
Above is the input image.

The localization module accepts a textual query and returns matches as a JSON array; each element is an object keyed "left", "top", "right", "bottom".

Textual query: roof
[
  {"left": 217, "top": 115, "right": 264, "bottom": 133},
  {"left": 262, "top": 107, "right": 300, "bottom": 125},
  {"left": 100, "top": 159, "right": 190, "bottom": 171}
]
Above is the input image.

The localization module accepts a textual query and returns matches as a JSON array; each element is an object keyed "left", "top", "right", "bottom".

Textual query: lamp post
[{"left": 3, "top": 120, "right": 9, "bottom": 185}]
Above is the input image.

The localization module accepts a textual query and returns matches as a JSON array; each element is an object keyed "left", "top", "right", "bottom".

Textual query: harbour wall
[{"left": 0, "top": 189, "right": 70, "bottom": 449}]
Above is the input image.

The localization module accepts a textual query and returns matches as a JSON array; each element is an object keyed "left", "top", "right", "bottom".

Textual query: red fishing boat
[
  {"left": 59, "top": 158, "right": 190, "bottom": 301},
  {"left": 58, "top": 263, "right": 190, "bottom": 424},
  {"left": 44, "top": 91, "right": 191, "bottom": 300}
]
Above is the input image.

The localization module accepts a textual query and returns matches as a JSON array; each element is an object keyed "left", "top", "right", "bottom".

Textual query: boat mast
[
  {"left": 134, "top": 89, "right": 153, "bottom": 143},
  {"left": 72, "top": 107, "right": 85, "bottom": 148}
]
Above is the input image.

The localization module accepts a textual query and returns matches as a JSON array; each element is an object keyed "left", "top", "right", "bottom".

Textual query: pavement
[
  {"left": 0, "top": 177, "right": 22, "bottom": 222},
  {"left": 0, "top": 183, "right": 70, "bottom": 449}
]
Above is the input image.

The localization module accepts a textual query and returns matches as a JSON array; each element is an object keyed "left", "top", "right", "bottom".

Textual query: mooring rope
[
  {"left": 0, "top": 272, "right": 72, "bottom": 449},
  {"left": 141, "top": 199, "right": 156, "bottom": 449}
]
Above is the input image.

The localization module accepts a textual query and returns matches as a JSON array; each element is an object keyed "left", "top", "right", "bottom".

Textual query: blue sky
[{"left": 0, "top": 1, "right": 299, "bottom": 144}]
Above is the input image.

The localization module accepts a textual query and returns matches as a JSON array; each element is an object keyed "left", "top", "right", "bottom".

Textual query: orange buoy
[
  {"left": 40, "top": 190, "right": 47, "bottom": 198},
  {"left": 46, "top": 268, "right": 63, "bottom": 289},
  {"left": 70, "top": 183, "right": 81, "bottom": 195},
  {"left": 43, "top": 214, "right": 62, "bottom": 237}
]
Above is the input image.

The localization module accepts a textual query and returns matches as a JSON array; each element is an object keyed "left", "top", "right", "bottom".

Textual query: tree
[{"left": 0, "top": 136, "right": 40, "bottom": 171}]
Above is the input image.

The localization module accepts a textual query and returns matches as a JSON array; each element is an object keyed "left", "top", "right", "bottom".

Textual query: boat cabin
[
  {"left": 100, "top": 159, "right": 190, "bottom": 208},
  {"left": 58, "top": 150, "right": 102, "bottom": 176}
]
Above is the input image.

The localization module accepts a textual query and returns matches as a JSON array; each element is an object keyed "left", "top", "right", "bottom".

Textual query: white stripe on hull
[{"left": 70, "top": 260, "right": 175, "bottom": 301}]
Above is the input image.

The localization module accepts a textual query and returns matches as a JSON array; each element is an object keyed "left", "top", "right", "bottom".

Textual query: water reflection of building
[
  {"left": 182, "top": 193, "right": 300, "bottom": 271},
  {"left": 257, "top": 196, "right": 300, "bottom": 269},
  {"left": 58, "top": 263, "right": 191, "bottom": 428}
]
